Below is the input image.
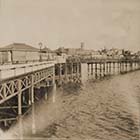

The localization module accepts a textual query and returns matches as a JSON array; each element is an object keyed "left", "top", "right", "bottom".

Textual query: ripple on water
[{"left": 2, "top": 71, "right": 140, "bottom": 140}]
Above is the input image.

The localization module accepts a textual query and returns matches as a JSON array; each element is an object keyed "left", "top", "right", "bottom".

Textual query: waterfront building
[{"left": 0, "top": 43, "right": 39, "bottom": 64}]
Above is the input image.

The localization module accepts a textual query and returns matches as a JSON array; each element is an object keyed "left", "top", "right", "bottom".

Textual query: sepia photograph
[{"left": 0, "top": 0, "right": 140, "bottom": 139}]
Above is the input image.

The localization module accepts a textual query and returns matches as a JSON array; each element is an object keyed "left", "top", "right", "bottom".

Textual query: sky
[{"left": 0, "top": 0, "right": 140, "bottom": 51}]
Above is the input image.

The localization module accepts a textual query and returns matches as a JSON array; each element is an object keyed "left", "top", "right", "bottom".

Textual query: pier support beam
[
  {"left": 65, "top": 63, "right": 68, "bottom": 81},
  {"left": 99, "top": 63, "right": 102, "bottom": 78},
  {"left": 52, "top": 66, "right": 56, "bottom": 103},
  {"left": 81, "top": 63, "right": 88, "bottom": 83},
  {"left": 117, "top": 62, "right": 120, "bottom": 74},
  {"left": 18, "top": 80, "right": 22, "bottom": 115},
  {"left": 95, "top": 63, "right": 97, "bottom": 79},
  {"left": 125, "top": 62, "right": 127, "bottom": 72},
  {"left": 91, "top": 63, "right": 93, "bottom": 76},
  {"left": 130, "top": 62, "right": 132, "bottom": 71},
  {"left": 87, "top": 64, "right": 90, "bottom": 77},
  {"left": 76, "top": 62, "right": 79, "bottom": 76},
  {"left": 31, "top": 75, "right": 34, "bottom": 104},
  {"left": 109, "top": 62, "right": 111, "bottom": 75},
  {"left": 71, "top": 63, "right": 73, "bottom": 78},
  {"left": 103, "top": 62, "right": 105, "bottom": 77},
  {"left": 113, "top": 62, "right": 115, "bottom": 74}
]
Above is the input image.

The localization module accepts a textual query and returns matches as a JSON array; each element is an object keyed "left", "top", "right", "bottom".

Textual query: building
[
  {"left": 0, "top": 43, "right": 39, "bottom": 64},
  {"left": 40, "top": 47, "right": 54, "bottom": 61}
]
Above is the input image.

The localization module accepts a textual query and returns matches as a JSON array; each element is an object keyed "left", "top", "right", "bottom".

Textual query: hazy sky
[{"left": 0, "top": 0, "right": 140, "bottom": 51}]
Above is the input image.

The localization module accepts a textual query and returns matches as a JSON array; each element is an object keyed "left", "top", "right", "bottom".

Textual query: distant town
[{"left": 0, "top": 42, "right": 140, "bottom": 64}]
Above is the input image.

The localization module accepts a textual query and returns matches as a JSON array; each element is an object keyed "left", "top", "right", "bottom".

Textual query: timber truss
[{"left": 0, "top": 66, "right": 54, "bottom": 104}]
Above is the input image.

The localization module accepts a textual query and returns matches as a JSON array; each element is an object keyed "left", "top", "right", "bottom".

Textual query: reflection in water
[
  {"left": 18, "top": 116, "right": 23, "bottom": 140},
  {"left": 31, "top": 104, "right": 36, "bottom": 135},
  {"left": 52, "top": 83, "right": 56, "bottom": 103}
]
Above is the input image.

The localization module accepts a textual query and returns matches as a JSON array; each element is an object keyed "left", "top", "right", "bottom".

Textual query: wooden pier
[
  {"left": 81, "top": 59, "right": 140, "bottom": 82},
  {"left": 0, "top": 58, "right": 140, "bottom": 131}
]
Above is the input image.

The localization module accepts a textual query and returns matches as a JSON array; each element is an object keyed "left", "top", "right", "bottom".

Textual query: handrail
[
  {"left": 0, "top": 61, "right": 56, "bottom": 71},
  {"left": 0, "top": 61, "right": 56, "bottom": 81}
]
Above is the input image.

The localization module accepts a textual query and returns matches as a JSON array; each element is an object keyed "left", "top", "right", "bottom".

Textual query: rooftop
[{"left": 0, "top": 43, "right": 39, "bottom": 52}]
